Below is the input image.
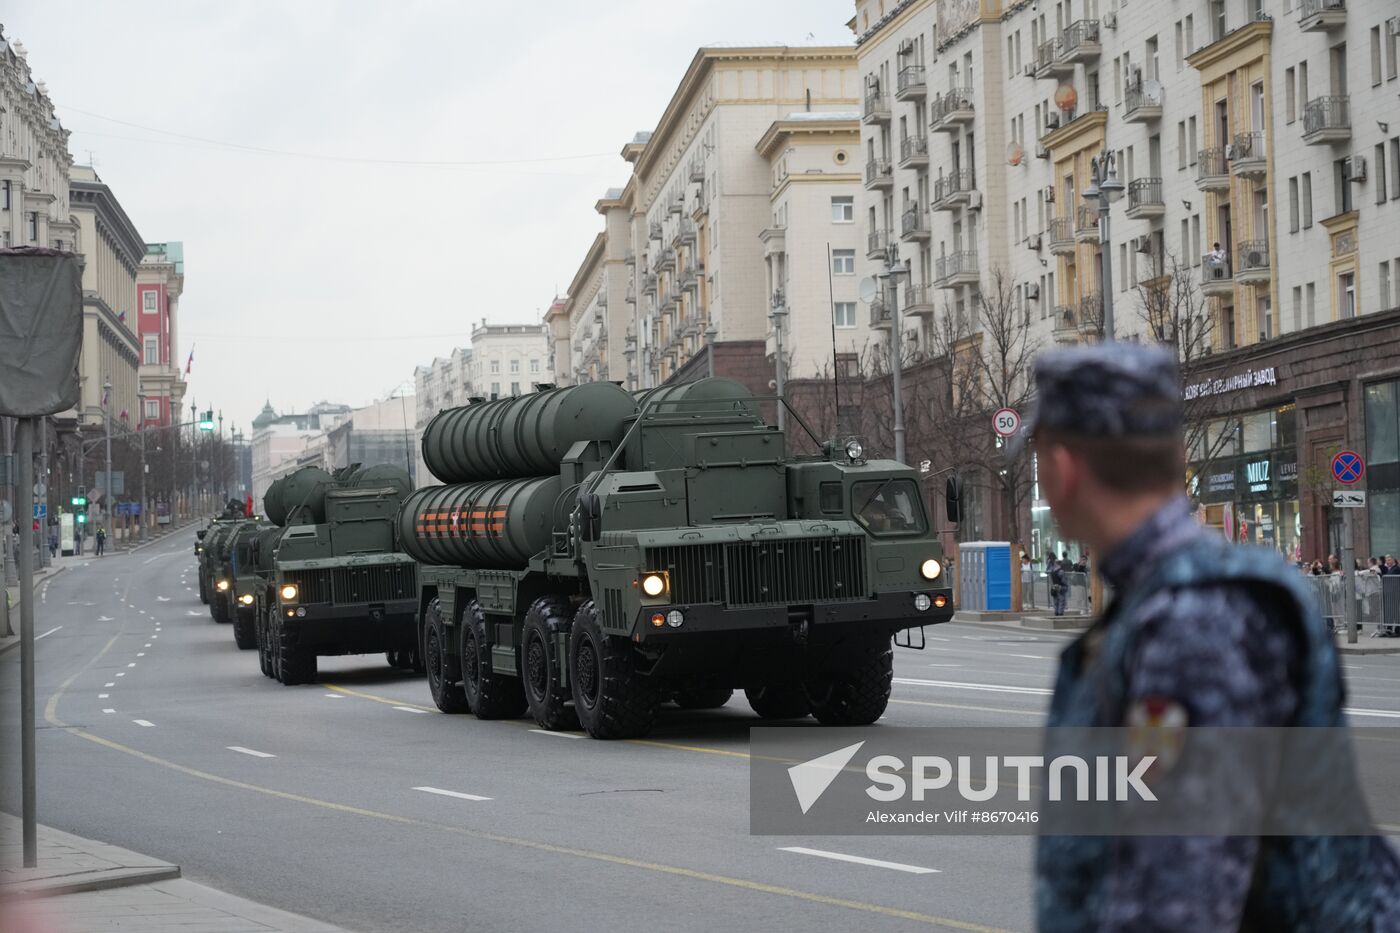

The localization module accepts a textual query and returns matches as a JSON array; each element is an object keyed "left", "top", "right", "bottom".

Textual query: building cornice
[
  {"left": 770, "top": 171, "right": 861, "bottom": 200},
  {"left": 71, "top": 178, "right": 147, "bottom": 269},
  {"left": 756, "top": 117, "right": 860, "bottom": 158},
  {"left": 854, "top": 0, "right": 931, "bottom": 48},
  {"left": 1186, "top": 20, "right": 1272, "bottom": 77},
  {"left": 1041, "top": 109, "right": 1107, "bottom": 154},
  {"left": 564, "top": 233, "right": 607, "bottom": 318}
]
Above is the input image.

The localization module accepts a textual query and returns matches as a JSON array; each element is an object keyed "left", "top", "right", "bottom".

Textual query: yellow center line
[
  {"left": 889, "top": 698, "right": 1044, "bottom": 717},
  {"left": 322, "top": 683, "right": 435, "bottom": 712}
]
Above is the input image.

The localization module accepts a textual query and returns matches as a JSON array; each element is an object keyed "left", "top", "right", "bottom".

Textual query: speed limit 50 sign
[{"left": 993, "top": 408, "right": 1022, "bottom": 438}]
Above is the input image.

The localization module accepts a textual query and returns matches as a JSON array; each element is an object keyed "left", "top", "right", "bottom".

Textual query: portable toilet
[{"left": 958, "top": 541, "right": 1012, "bottom": 612}]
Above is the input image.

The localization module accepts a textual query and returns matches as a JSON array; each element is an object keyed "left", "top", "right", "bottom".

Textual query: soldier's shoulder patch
[{"left": 1126, "top": 696, "right": 1189, "bottom": 777}]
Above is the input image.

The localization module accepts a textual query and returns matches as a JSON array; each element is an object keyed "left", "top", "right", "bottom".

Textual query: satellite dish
[
  {"left": 1054, "top": 82, "right": 1078, "bottom": 112},
  {"left": 858, "top": 276, "right": 880, "bottom": 304},
  {"left": 1142, "top": 78, "right": 1163, "bottom": 103},
  {"left": 1006, "top": 141, "right": 1025, "bottom": 166}
]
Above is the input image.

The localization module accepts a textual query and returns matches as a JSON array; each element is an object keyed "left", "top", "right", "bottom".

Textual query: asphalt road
[{"left": 4, "top": 532, "right": 1400, "bottom": 933}]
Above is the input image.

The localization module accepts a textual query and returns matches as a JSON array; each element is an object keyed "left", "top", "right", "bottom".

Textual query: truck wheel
[
  {"left": 198, "top": 574, "right": 209, "bottom": 604},
  {"left": 675, "top": 688, "right": 734, "bottom": 710},
  {"left": 278, "top": 629, "right": 317, "bottom": 686},
  {"left": 805, "top": 641, "right": 894, "bottom": 726},
  {"left": 569, "top": 601, "right": 659, "bottom": 739},
  {"left": 258, "top": 613, "right": 273, "bottom": 677},
  {"left": 425, "top": 600, "right": 469, "bottom": 714},
  {"left": 461, "top": 600, "right": 526, "bottom": 720},
  {"left": 521, "top": 596, "right": 577, "bottom": 731},
  {"left": 233, "top": 612, "right": 256, "bottom": 650},
  {"left": 744, "top": 685, "right": 811, "bottom": 719}
]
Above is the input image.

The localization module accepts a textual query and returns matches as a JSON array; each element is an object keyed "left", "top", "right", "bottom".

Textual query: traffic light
[
  {"left": 72, "top": 488, "right": 88, "bottom": 525},
  {"left": 197, "top": 409, "right": 215, "bottom": 432}
]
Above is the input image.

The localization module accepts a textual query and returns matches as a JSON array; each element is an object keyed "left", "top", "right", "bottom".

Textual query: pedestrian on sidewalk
[
  {"left": 1049, "top": 553, "right": 1069, "bottom": 616},
  {"left": 47, "top": 527, "right": 57, "bottom": 559},
  {"left": 1016, "top": 341, "right": 1400, "bottom": 931},
  {"left": 95, "top": 525, "right": 106, "bottom": 556}
]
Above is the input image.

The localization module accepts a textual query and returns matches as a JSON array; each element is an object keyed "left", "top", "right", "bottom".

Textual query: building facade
[
  {"left": 0, "top": 30, "right": 75, "bottom": 252},
  {"left": 136, "top": 241, "right": 187, "bottom": 429},
  {"left": 249, "top": 401, "right": 352, "bottom": 507},
  {"left": 465, "top": 321, "right": 547, "bottom": 400},
  {"left": 325, "top": 395, "right": 418, "bottom": 485}
]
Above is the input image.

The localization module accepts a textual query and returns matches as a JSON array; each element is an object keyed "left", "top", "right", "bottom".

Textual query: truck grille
[
  {"left": 283, "top": 563, "right": 417, "bottom": 606},
  {"left": 647, "top": 536, "right": 867, "bottom": 608}
]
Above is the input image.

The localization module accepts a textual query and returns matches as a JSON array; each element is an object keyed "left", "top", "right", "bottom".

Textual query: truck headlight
[
  {"left": 640, "top": 572, "right": 668, "bottom": 598},
  {"left": 920, "top": 559, "right": 942, "bottom": 580},
  {"left": 216, "top": 579, "right": 230, "bottom": 592},
  {"left": 280, "top": 583, "right": 299, "bottom": 602},
  {"left": 845, "top": 439, "right": 864, "bottom": 461},
  {"left": 239, "top": 593, "right": 255, "bottom": 606},
  {"left": 913, "top": 593, "right": 932, "bottom": 612}
]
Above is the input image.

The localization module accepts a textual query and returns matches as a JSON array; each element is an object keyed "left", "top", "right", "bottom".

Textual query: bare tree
[{"left": 1135, "top": 251, "right": 1239, "bottom": 504}]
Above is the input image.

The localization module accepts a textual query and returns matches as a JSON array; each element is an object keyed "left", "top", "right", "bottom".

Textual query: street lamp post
[
  {"left": 189, "top": 401, "right": 198, "bottom": 517},
  {"left": 1082, "top": 151, "right": 1125, "bottom": 341},
  {"left": 102, "top": 380, "right": 112, "bottom": 549},
  {"left": 881, "top": 245, "right": 909, "bottom": 464},
  {"left": 769, "top": 292, "right": 787, "bottom": 431},
  {"left": 704, "top": 322, "right": 718, "bottom": 378}
]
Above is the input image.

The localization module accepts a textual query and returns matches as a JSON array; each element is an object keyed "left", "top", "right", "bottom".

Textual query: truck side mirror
[
  {"left": 945, "top": 476, "right": 962, "bottom": 525},
  {"left": 578, "top": 494, "right": 603, "bottom": 542},
  {"left": 196, "top": 530, "right": 207, "bottom": 540}
]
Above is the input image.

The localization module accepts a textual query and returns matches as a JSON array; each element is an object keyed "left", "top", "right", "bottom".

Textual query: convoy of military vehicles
[{"left": 194, "top": 377, "right": 957, "bottom": 739}]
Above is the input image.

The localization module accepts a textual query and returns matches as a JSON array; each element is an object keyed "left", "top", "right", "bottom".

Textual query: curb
[{"left": 8, "top": 864, "right": 182, "bottom": 898}]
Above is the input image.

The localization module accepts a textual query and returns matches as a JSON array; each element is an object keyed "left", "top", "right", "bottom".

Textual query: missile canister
[
  {"left": 633, "top": 376, "right": 757, "bottom": 416},
  {"left": 343, "top": 464, "right": 413, "bottom": 501},
  {"left": 263, "top": 466, "right": 333, "bottom": 527},
  {"left": 421, "top": 382, "right": 635, "bottom": 484},
  {"left": 397, "top": 476, "right": 566, "bottom": 569}
]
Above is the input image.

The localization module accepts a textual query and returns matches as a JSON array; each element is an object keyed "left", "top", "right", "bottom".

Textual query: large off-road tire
[
  {"left": 675, "top": 687, "right": 734, "bottom": 710},
  {"left": 460, "top": 599, "right": 526, "bottom": 720},
  {"left": 424, "top": 599, "right": 469, "bottom": 714},
  {"left": 744, "top": 684, "right": 812, "bottom": 720},
  {"left": 569, "top": 601, "right": 659, "bottom": 739},
  {"left": 257, "top": 612, "right": 273, "bottom": 677},
  {"left": 521, "top": 596, "right": 578, "bottom": 731},
  {"left": 233, "top": 611, "right": 256, "bottom": 650},
  {"left": 277, "top": 626, "right": 317, "bottom": 686},
  {"left": 805, "top": 640, "right": 894, "bottom": 726},
  {"left": 198, "top": 573, "right": 209, "bottom": 604}
]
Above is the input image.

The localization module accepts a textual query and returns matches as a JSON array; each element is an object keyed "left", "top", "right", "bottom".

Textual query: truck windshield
[{"left": 852, "top": 479, "right": 927, "bottom": 536}]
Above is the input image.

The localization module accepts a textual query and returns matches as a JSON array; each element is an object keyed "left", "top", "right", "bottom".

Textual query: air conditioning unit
[
  {"left": 1028, "top": 234, "right": 1043, "bottom": 250},
  {"left": 1245, "top": 246, "right": 1267, "bottom": 267},
  {"left": 1345, "top": 155, "right": 1367, "bottom": 182},
  {"left": 1044, "top": 185, "right": 1056, "bottom": 203},
  {"left": 899, "top": 38, "right": 916, "bottom": 54},
  {"left": 1387, "top": 15, "right": 1400, "bottom": 35},
  {"left": 1224, "top": 143, "right": 1236, "bottom": 160},
  {"left": 1026, "top": 283, "right": 1041, "bottom": 300},
  {"left": 1134, "top": 235, "right": 1153, "bottom": 254},
  {"left": 1035, "top": 144, "right": 1050, "bottom": 159},
  {"left": 1103, "top": 11, "right": 1118, "bottom": 28},
  {"left": 967, "top": 190, "right": 984, "bottom": 211},
  {"left": 1046, "top": 112, "right": 1061, "bottom": 130},
  {"left": 1127, "top": 65, "right": 1143, "bottom": 87},
  {"left": 1024, "top": 64, "right": 1038, "bottom": 78}
]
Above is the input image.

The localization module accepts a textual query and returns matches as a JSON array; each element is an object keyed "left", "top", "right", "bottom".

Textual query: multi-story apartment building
[
  {"left": 413, "top": 347, "right": 472, "bottom": 426},
  {"left": 135, "top": 242, "right": 187, "bottom": 429},
  {"left": 0, "top": 31, "right": 76, "bottom": 252},
  {"left": 850, "top": 0, "right": 1400, "bottom": 560},
  {"left": 553, "top": 47, "right": 863, "bottom": 391},
  {"left": 249, "top": 401, "right": 351, "bottom": 506},
  {"left": 325, "top": 395, "right": 418, "bottom": 486},
  {"left": 465, "top": 321, "right": 547, "bottom": 399}
]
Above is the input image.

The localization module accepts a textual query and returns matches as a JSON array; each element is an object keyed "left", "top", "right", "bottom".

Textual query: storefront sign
[
  {"left": 1183, "top": 366, "right": 1278, "bottom": 401},
  {"left": 1245, "top": 459, "right": 1271, "bottom": 493},
  {"left": 1207, "top": 471, "right": 1236, "bottom": 494}
]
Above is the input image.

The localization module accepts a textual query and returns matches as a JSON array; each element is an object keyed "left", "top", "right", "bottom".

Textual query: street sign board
[
  {"left": 1332, "top": 490, "right": 1367, "bottom": 508},
  {"left": 32, "top": 503, "right": 46, "bottom": 519},
  {"left": 1331, "top": 450, "right": 1364, "bottom": 485},
  {"left": 94, "top": 471, "right": 125, "bottom": 495},
  {"left": 993, "top": 408, "right": 1022, "bottom": 438}
]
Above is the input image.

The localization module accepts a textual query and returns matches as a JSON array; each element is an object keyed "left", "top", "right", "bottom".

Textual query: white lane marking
[
  {"left": 151, "top": 635, "right": 158, "bottom": 640},
  {"left": 132, "top": 720, "right": 155, "bottom": 727},
  {"left": 1009, "top": 653, "right": 1052, "bottom": 660},
  {"left": 138, "top": 610, "right": 147, "bottom": 615},
  {"left": 144, "top": 643, "right": 151, "bottom": 648},
  {"left": 137, "top": 652, "right": 146, "bottom": 657},
  {"left": 529, "top": 729, "right": 584, "bottom": 739},
  {"left": 893, "top": 677, "right": 1052, "bottom": 696},
  {"left": 143, "top": 555, "right": 166, "bottom": 565},
  {"left": 104, "top": 682, "right": 114, "bottom": 687},
  {"left": 778, "top": 847, "right": 940, "bottom": 875},
  {"left": 156, "top": 596, "right": 171, "bottom": 601},
  {"left": 393, "top": 706, "right": 430, "bottom": 714},
  {"left": 412, "top": 786, "right": 492, "bottom": 801},
  {"left": 102, "top": 709, "right": 115, "bottom": 714},
  {"left": 186, "top": 611, "right": 202, "bottom": 616},
  {"left": 227, "top": 746, "right": 276, "bottom": 758},
  {"left": 1347, "top": 707, "right": 1400, "bottom": 719},
  {"left": 324, "top": 693, "right": 344, "bottom": 699},
  {"left": 36, "top": 626, "right": 62, "bottom": 641},
  {"left": 185, "top": 587, "right": 192, "bottom": 591},
  {"left": 97, "top": 616, "right": 114, "bottom": 622},
  {"left": 126, "top": 662, "right": 136, "bottom": 668},
  {"left": 116, "top": 673, "right": 125, "bottom": 677},
  {"left": 98, "top": 694, "right": 109, "bottom": 699},
  {"left": 923, "top": 663, "right": 963, "bottom": 668}
]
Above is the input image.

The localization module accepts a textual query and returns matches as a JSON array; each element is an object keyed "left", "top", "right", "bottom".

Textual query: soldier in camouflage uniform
[{"left": 1017, "top": 343, "right": 1400, "bottom": 932}]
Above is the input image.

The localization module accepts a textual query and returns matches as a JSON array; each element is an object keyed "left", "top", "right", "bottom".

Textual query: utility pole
[
  {"left": 769, "top": 292, "right": 787, "bottom": 430},
  {"left": 218, "top": 410, "right": 225, "bottom": 502},
  {"left": 103, "top": 380, "right": 112, "bottom": 548},
  {"left": 882, "top": 245, "right": 908, "bottom": 464},
  {"left": 704, "top": 322, "right": 717, "bottom": 378},
  {"left": 37, "top": 417, "right": 49, "bottom": 568},
  {"left": 190, "top": 401, "right": 198, "bottom": 517}
]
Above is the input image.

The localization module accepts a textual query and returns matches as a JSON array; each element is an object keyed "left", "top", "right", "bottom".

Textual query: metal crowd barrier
[
  {"left": 1020, "top": 569, "right": 1093, "bottom": 616},
  {"left": 1301, "top": 573, "right": 1400, "bottom": 637}
]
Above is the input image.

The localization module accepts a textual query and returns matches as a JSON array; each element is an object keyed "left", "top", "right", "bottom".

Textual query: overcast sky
[{"left": 6, "top": 0, "right": 855, "bottom": 432}]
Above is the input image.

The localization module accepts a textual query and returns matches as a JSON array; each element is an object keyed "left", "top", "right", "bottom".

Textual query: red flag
[
  {"left": 185, "top": 345, "right": 195, "bottom": 375},
  {"left": 246, "top": 494, "right": 254, "bottom": 517}
]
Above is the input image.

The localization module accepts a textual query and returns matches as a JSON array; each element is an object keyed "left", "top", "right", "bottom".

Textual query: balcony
[
  {"left": 869, "top": 295, "right": 891, "bottom": 328},
  {"left": 759, "top": 224, "right": 785, "bottom": 257},
  {"left": 1057, "top": 20, "right": 1101, "bottom": 64},
  {"left": 1231, "top": 132, "right": 1267, "bottom": 177},
  {"left": 934, "top": 250, "right": 979, "bottom": 288},
  {"left": 867, "top": 228, "right": 890, "bottom": 259},
  {"left": 1052, "top": 306, "right": 1080, "bottom": 344},
  {"left": 1125, "top": 177, "right": 1165, "bottom": 219},
  {"left": 1196, "top": 148, "right": 1231, "bottom": 191},
  {"left": 1201, "top": 255, "right": 1233, "bottom": 297},
  {"left": 865, "top": 157, "right": 894, "bottom": 190},
  {"left": 1075, "top": 204, "right": 1100, "bottom": 242},
  {"left": 680, "top": 262, "right": 699, "bottom": 291},
  {"left": 642, "top": 273, "right": 658, "bottom": 297},
  {"left": 904, "top": 282, "right": 937, "bottom": 316},
  {"left": 930, "top": 88, "right": 975, "bottom": 132},
  {"left": 623, "top": 249, "right": 636, "bottom": 267},
  {"left": 1298, "top": 0, "right": 1345, "bottom": 31},
  {"left": 675, "top": 217, "right": 696, "bottom": 245},
  {"left": 1035, "top": 38, "right": 1070, "bottom": 78},
  {"left": 1078, "top": 293, "right": 1103, "bottom": 336},
  {"left": 932, "top": 170, "right": 976, "bottom": 211},
  {"left": 1048, "top": 217, "right": 1075, "bottom": 255},
  {"left": 862, "top": 90, "right": 891, "bottom": 124},
  {"left": 658, "top": 247, "right": 676, "bottom": 272},
  {"left": 1303, "top": 96, "right": 1350, "bottom": 144},
  {"left": 901, "top": 205, "right": 930, "bottom": 241},
  {"left": 625, "top": 283, "right": 636, "bottom": 304},
  {"left": 896, "top": 64, "right": 927, "bottom": 100},
  {"left": 1235, "top": 240, "right": 1270, "bottom": 285},
  {"left": 1124, "top": 82, "right": 1164, "bottom": 122},
  {"left": 648, "top": 221, "right": 663, "bottom": 241},
  {"left": 899, "top": 133, "right": 929, "bottom": 167}
]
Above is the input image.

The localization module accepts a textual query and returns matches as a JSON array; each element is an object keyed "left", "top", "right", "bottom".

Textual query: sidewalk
[{"left": 0, "top": 814, "right": 348, "bottom": 931}]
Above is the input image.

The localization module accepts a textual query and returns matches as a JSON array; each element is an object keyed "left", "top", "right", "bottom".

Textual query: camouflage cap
[{"left": 1009, "top": 342, "right": 1183, "bottom": 457}]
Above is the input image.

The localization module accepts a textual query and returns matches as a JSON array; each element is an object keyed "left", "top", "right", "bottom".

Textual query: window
[
  {"left": 852, "top": 479, "right": 927, "bottom": 535},
  {"left": 490, "top": 382, "right": 500, "bottom": 398},
  {"left": 510, "top": 359, "right": 519, "bottom": 373},
  {"left": 529, "top": 359, "right": 540, "bottom": 373},
  {"left": 1192, "top": 214, "right": 1202, "bottom": 263},
  {"left": 831, "top": 196, "right": 854, "bottom": 222},
  {"left": 1289, "top": 177, "right": 1300, "bottom": 232},
  {"left": 1285, "top": 67, "right": 1296, "bottom": 123},
  {"left": 1389, "top": 25, "right": 1399, "bottom": 80},
  {"left": 490, "top": 360, "right": 500, "bottom": 374},
  {"left": 1293, "top": 285, "right": 1303, "bottom": 330},
  {"left": 1, "top": 180, "right": 8, "bottom": 210},
  {"left": 1340, "top": 272, "right": 1356, "bottom": 319},
  {"left": 1335, "top": 158, "right": 1354, "bottom": 213},
  {"left": 1306, "top": 282, "right": 1316, "bottom": 326},
  {"left": 1175, "top": 21, "right": 1184, "bottom": 71},
  {"left": 1373, "top": 26, "right": 1384, "bottom": 86},
  {"left": 1379, "top": 144, "right": 1390, "bottom": 203},
  {"left": 144, "top": 399, "right": 160, "bottom": 421},
  {"left": 27, "top": 212, "right": 38, "bottom": 242},
  {"left": 510, "top": 382, "right": 520, "bottom": 395},
  {"left": 1301, "top": 173, "right": 1313, "bottom": 227},
  {"left": 1188, "top": 117, "right": 1198, "bottom": 165},
  {"left": 1383, "top": 261, "right": 1393, "bottom": 310},
  {"left": 833, "top": 301, "right": 856, "bottom": 327},
  {"left": 832, "top": 249, "right": 856, "bottom": 275},
  {"left": 819, "top": 482, "right": 844, "bottom": 513},
  {"left": 143, "top": 335, "right": 159, "bottom": 365},
  {"left": 1392, "top": 138, "right": 1400, "bottom": 198},
  {"left": 143, "top": 291, "right": 157, "bottom": 313}
]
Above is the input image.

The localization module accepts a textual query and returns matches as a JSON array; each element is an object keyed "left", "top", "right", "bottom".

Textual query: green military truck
[
  {"left": 253, "top": 464, "right": 419, "bottom": 686},
  {"left": 223, "top": 519, "right": 268, "bottom": 650},
  {"left": 400, "top": 378, "right": 956, "bottom": 739},
  {"left": 196, "top": 500, "right": 249, "bottom": 607}
]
